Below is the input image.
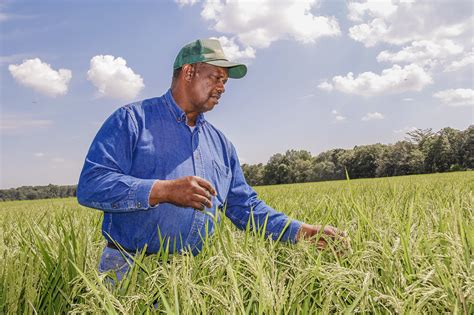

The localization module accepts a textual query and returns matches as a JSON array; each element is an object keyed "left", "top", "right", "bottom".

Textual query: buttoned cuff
[
  {"left": 281, "top": 219, "right": 303, "bottom": 244},
  {"left": 133, "top": 179, "right": 160, "bottom": 210}
]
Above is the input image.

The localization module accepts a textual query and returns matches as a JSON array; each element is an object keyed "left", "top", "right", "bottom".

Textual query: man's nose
[{"left": 216, "top": 83, "right": 225, "bottom": 94}]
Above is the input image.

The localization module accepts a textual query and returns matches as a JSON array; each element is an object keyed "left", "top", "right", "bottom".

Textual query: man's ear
[{"left": 182, "top": 64, "right": 195, "bottom": 82}]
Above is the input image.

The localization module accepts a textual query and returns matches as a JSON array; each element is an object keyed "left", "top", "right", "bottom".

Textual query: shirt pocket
[{"left": 212, "top": 159, "right": 232, "bottom": 206}]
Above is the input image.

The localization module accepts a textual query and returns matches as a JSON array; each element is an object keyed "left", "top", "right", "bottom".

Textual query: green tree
[
  {"left": 339, "top": 144, "right": 385, "bottom": 179},
  {"left": 376, "top": 141, "right": 424, "bottom": 177},
  {"left": 241, "top": 163, "right": 265, "bottom": 186}
]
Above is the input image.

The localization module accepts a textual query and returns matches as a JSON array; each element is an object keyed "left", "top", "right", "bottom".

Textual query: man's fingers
[
  {"left": 321, "top": 225, "right": 348, "bottom": 241},
  {"left": 192, "top": 194, "right": 212, "bottom": 209},
  {"left": 194, "top": 185, "right": 213, "bottom": 203},
  {"left": 316, "top": 239, "right": 327, "bottom": 250},
  {"left": 191, "top": 201, "right": 205, "bottom": 210},
  {"left": 321, "top": 225, "right": 338, "bottom": 238},
  {"left": 194, "top": 177, "right": 217, "bottom": 196}
]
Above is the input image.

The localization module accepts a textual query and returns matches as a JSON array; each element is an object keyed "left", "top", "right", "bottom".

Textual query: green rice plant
[{"left": 0, "top": 171, "right": 472, "bottom": 314}]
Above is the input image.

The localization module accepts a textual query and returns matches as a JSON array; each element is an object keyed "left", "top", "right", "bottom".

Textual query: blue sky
[{"left": 1, "top": 0, "right": 473, "bottom": 188}]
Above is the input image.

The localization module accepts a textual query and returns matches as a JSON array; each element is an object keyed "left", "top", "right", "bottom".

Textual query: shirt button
[
  {"left": 177, "top": 117, "right": 181, "bottom": 122},
  {"left": 137, "top": 202, "right": 141, "bottom": 207}
]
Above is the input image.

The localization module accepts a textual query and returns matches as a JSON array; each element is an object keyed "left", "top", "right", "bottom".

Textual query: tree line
[
  {"left": 1, "top": 125, "right": 472, "bottom": 201},
  {"left": 0, "top": 184, "right": 77, "bottom": 202},
  {"left": 242, "top": 126, "right": 473, "bottom": 186}
]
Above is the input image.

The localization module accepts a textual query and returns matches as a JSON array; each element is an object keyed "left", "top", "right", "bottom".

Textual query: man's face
[{"left": 188, "top": 63, "right": 228, "bottom": 113}]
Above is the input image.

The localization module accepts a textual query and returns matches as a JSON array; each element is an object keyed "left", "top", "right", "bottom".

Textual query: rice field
[{"left": 1, "top": 171, "right": 473, "bottom": 314}]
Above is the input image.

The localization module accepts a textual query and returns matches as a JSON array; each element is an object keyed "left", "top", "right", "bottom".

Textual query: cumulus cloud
[
  {"left": 320, "top": 64, "right": 433, "bottom": 96},
  {"left": 348, "top": 0, "right": 472, "bottom": 47},
  {"left": 318, "top": 81, "right": 334, "bottom": 92},
  {"left": 347, "top": 0, "right": 399, "bottom": 22},
  {"left": 87, "top": 55, "right": 144, "bottom": 100},
  {"left": 8, "top": 58, "right": 72, "bottom": 97},
  {"left": 197, "top": 0, "right": 340, "bottom": 50},
  {"left": 34, "top": 152, "right": 45, "bottom": 157},
  {"left": 433, "top": 88, "right": 474, "bottom": 107},
  {"left": 362, "top": 112, "right": 384, "bottom": 121},
  {"left": 212, "top": 36, "right": 256, "bottom": 61},
  {"left": 377, "top": 39, "right": 463, "bottom": 66},
  {"left": 444, "top": 50, "right": 474, "bottom": 72}
]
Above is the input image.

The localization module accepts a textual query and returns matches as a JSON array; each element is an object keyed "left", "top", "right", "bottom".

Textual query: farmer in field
[{"left": 77, "top": 38, "right": 345, "bottom": 280}]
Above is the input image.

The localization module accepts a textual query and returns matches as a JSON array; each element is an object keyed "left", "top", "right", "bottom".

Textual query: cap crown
[
  {"left": 173, "top": 38, "right": 247, "bottom": 79},
  {"left": 173, "top": 39, "right": 226, "bottom": 69}
]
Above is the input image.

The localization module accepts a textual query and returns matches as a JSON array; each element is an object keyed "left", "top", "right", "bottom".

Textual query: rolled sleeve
[
  {"left": 280, "top": 219, "right": 303, "bottom": 243},
  {"left": 132, "top": 179, "right": 159, "bottom": 210}
]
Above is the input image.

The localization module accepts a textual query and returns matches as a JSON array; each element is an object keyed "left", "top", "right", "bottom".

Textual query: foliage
[
  {"left": 1, "top": 172, "right": 472, "bottom": 313},
  {"left": 244, "top": 125, "right": 472, "bottom": 186},
  {"left": 0, "top": 184, "right": 76, "bottom": 202}
]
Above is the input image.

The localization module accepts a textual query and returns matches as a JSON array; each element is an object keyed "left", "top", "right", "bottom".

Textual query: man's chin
[{"left": 206, "top": 101, "right": 218, "bottom": 110}]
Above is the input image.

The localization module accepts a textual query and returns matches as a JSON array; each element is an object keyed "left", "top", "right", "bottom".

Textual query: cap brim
[{"left": 204, "top": 60, "right": 247, "bottom": 79}]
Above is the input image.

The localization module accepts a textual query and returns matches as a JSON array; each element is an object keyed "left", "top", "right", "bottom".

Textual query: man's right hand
[{"left": 149, "top": 176, "right": 217, "bottom": 209}]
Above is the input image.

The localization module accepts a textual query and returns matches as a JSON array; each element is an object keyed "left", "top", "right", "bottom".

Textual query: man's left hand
[{"left": 296, "top": 223, "right": 349, "bottom": 251}]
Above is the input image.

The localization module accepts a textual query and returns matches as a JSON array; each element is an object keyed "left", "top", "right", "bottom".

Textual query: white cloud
[
  {"left": 362, "top": 112, "right": 384, "bottom": 121},
  {"left": 212, "top": 36, "right": 256, "bottom": 61},
  {"left": 87, "top": 55, "right": 144, "bottom": 100},
  {"left": 200, "top": 0, "right": 340, "bottom": 50},
  {"left": 8, "top": 58, "right": 72, "bottom": 97},
  {"left": 348, "top": 1, "right": 472, "bottom": 47},
  {"left": 433, "top": 88, "right": 474, "bottom": 107},
  {"left": 322, "top": 64, "right": 433, "bottom": 96},
  {"left": 394, "top": 126, "right": 417, "bottom": 134},
  {"left": 34, "top": 152, "right": 45, "bottom": 157},
  {"left": 402, "top": 98, "right": 414, "bottom": 102},
  {"left": 347, "top": 0, "right": 398, "bottom": 22},
  {"left": 377, "top": 39, "right": 463, "bottom": 66},
  {"left": 444, "top": 50, "right": 474, "bottom": 72},
  {"left": 318, "top": 81, "right": 334, "bottom": 92},
  {"left": 330, "top": 109, "right": 346, "bottom": 122},
  {"left": 175, "top": 0, "right": 199, "bottom": 7}
]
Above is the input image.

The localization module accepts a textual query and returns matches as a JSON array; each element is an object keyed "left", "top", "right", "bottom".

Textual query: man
[{"left": 77, "top": 39, "right": 344, "bottom": 280}]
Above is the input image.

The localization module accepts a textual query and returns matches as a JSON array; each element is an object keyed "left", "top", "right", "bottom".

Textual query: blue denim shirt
[{"left": 77, "top": 89, "right": 302, "bottom": 255}]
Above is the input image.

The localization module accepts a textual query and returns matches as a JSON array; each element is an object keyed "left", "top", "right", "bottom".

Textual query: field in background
[{"left": 1, "top": 172, "right": 473, "bottom": 313}]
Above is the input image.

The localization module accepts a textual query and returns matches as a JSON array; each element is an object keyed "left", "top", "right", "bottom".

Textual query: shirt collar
[{"left": 164, "top": 89, "right": 206, "bottom": 126}]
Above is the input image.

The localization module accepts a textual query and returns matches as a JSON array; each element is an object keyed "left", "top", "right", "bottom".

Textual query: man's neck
[{"left": 171, "top": 87, "right": 198, "bottom": 126}]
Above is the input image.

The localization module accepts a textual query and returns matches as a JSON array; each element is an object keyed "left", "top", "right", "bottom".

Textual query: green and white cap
[{"left": 173, "top": 38, "right": 247, "bottom": 79}]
